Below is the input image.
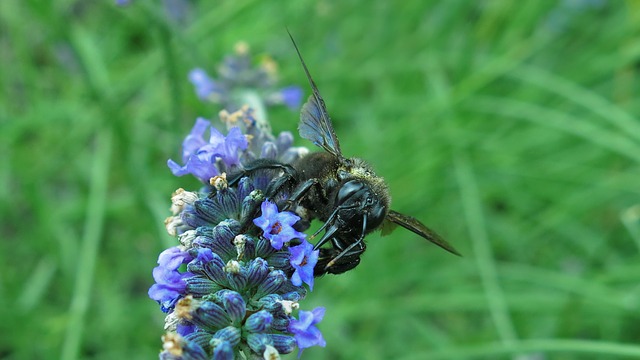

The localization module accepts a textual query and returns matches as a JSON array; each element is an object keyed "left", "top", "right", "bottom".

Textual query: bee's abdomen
[
  {"left": 294, "top": 152, "right": 340, "bottom": 182},
  {"left": 292, "top": 152, "right": 341, "bottom": 220}
]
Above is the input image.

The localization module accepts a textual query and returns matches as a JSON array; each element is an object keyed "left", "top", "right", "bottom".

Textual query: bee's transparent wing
[
  {"left": 299, "top": 95, "right": 342, "bottom": 158},
  {"left": 288, "top": 31, "right": 343, "bottom": 158},
  {"left": 384, "top": 210, "right": 461, "bottom": 256}
]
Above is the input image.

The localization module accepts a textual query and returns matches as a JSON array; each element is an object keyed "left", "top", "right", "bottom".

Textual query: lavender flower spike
[{"left": 153, "top": 44, "right": 332, "bottom": 359}]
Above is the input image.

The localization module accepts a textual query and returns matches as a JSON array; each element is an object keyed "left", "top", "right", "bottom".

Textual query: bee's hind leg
[
  {"left": 314, "top": 242, "right": 365, "bottom": 276},
  {"left": 281, "top": 178, "right": 321, "bottom": 211},
  {"left": 227, "top": 158, "right": 297, "bottom": 186}
]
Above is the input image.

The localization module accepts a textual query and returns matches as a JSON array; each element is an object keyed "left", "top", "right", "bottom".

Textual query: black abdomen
[{"left": 292, "top": 152, "right": 341, "bottom": 221}]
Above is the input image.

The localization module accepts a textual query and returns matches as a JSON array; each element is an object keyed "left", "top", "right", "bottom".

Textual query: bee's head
[
  {"left": 312, "top": 167, "right": 391, "bottom": 252},
  {"left": 334, "top": 179, "right": 388, "bottom": 235}
]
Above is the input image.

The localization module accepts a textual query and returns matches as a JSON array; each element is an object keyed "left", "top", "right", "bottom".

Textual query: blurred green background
[{"left": 3, "top": 0, "right": 640, "bottom": 359}]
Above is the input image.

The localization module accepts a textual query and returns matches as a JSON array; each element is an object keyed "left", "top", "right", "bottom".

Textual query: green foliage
[{"left": 2, "top": 0, "right": 640, "bottom": 359}]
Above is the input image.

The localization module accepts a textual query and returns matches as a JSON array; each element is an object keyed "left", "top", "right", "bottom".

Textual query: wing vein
[{"left": 288, "top": 30, "right": 343, "bottom": 158}]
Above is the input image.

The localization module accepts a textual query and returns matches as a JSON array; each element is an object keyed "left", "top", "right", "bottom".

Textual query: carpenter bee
[{"left": 231, "top": 32, "right": 460, "bottom": 275}]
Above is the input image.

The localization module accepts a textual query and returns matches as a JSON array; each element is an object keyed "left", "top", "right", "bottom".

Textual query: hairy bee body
[
  {"left": 292, "top": 152, "right": 390, "bottom": 226},
  {"left": 231, "top": 32, "right": 460, "bottom": 275}
]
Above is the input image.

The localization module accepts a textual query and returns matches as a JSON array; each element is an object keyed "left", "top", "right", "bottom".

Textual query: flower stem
[
  {"left": 140, "top": 0, "right": 183, "bottom": 131},
  {"left": 239, "top": 90, "right": 272, "bottom": 134},
  {"left": 61, "top": 129, "right": 112, "bottom": 360}
]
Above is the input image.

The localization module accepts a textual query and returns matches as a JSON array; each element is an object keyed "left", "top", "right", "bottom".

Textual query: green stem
[
  {"left": 61, "top": 23, "right": 115, "bottom": 360},
  {"left": 239, "top": 90, "right": 271, "bottom": 134},
  {"left": 61, "top": 129, "right": 112, "bottom": 360},
  {"left": 454, "top": 153, "right": 518, "bottom": 346},
  {"left": 141, "top": 0, "right": 183, "bottom": 130}
]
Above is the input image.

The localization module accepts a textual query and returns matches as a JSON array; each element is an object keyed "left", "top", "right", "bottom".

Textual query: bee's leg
[
  {"left": 314, "top": 249, "right": 336, "bottom": 276},
  {"left": 227, "top": 158, "right": 302, "bottom": 206},
  {"left": 314, "top": 241, "right": 366, "bottom": 276},
  {"left": 228, "top": 159, "right": 300, "bottom": 231},
  {"left": 281, "top": 178, "right": 320, "bottom": 211},
  {"left": 325, "top": 238, "right": 364, "bottom": 269},
  {"left": 227, "top": 159, "right": 297, "bottom": 187},
  {"left": 316, "top": 212, "right": 369, "bottom": 275},
  {"left": 310, "top": 202, "right": 360, "bottom": 250},
  {"left": 265, "top": 172, "right": 297, "bottom": 199},
  {"left": 326, "top": 256, "right": 361, "bottom": 275}
]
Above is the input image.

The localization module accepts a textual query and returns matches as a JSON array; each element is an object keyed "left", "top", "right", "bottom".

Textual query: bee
[{"left": 231, "top": 32, "right": 460, "bottom": 275}]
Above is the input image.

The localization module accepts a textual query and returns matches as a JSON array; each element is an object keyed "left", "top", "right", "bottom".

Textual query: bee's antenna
[{"left": 286, "top": 29, "right": 321, "bottom": 97}]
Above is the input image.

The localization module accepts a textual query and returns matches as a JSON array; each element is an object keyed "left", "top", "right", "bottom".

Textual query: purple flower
[
  {"left": 159, "top": 246, "right": 195, "bottom": 270},
  {"left": 189, "top": 68, "right": 222, "bottom": 100},
  {"left": 253, "top": 201, "right": 305, "bottom": 250},
  {"left": 288, "top": 307, "right": 326, "bottom": 355},
  {"left": 148, "top": 267, "right": 190, "bottom": 311},
  {"left": 167, "top": 118, "right": 217, "bottom": 182},
  {"left": 167, "top": 118, "right": 248, "bottom": 183},
  {"left": 209, "top": 126, "right": 247, "bottom": 167},
  {"left": 181, "top": 118, "right": 210, "bottom": 161},
  {"left": 279, "top": 86, "right": 303, "bottom": 110},
  {"left": 289, "top": 240, "right": 319, "bottom": 291},
  {"left": 148, "top": 247, "right": 194, "bottom": 312}
]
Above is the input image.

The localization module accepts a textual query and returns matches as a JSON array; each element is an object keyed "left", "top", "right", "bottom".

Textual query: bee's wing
[
  {"left": 288, "top": 31, "right": 343, "bottom": 158},
  {"left": 384, "top": 210, "right": 461, "bottom": 256}
]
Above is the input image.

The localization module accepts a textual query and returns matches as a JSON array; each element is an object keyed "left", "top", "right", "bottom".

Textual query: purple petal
[
  {"left": 182, "top": 117, "right": 211, "bottom": 162},
  {"left": 253, "top": 201, "right": 278, "bottom": 230},
  {"left": 168, "top": 148, "right": 220, "bottom": 183},
  {"left": 208, "top": 126, "right": 226, "bottom": 147},
  {"left": 289, "top": 241, "right": 318, "bottom": 290},
  {"left": 149, "top": 246, "right": 193, "bottom": 310},
  {"left": 274, "top": 211, "right": 302, "bottom": 228},
  {"left": 280, "top": 86, "right": 303, "bottom": 110},
  {"left": 294, "top": 326, "right": 325, "bottom": 349},
  {"left": 148, "top": 266, "right": 190, "bottom": 310},
  {"left": 253, "top": 201, "right": 305, "bottom": 250},
  {"left": 291, "top": 271, "right": 301, "bottom": 288},
  {"left": 168, "top": 118, "right": 226, "bottom": 183},
  {"left": 219, "top": 127, "right": 248, "bottom": 166},
  {"left": 157, "top": 246, "right": 193, "bottom": 270},
  {"left": 310, "top": 307, "right": 325, "bottom": 324},
  {"left": 288, "top": 307, "right": 326, "bottom": 351},
  {"left": 189, "top": 69, "right": 218, "bottom": 100},
  {"left": 261, "top": 201, "right": 279, "bottom": 219},
  {"left": 269, "top": 236, "right": 285, "bottom": 251}
]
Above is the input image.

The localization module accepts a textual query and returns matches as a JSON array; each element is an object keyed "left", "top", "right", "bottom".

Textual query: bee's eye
[{"left": 337, "top": 180, "right": 365, "bottom": 204}]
